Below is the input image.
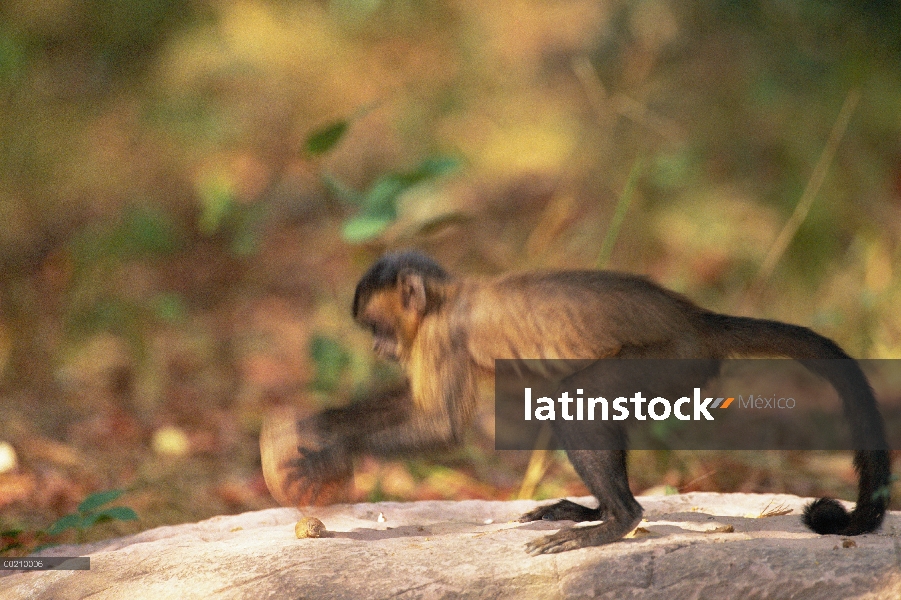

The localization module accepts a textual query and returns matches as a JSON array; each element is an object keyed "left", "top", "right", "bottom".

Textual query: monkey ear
[{"left": 398, "top": 270, "right": 428, "bottom": 315}]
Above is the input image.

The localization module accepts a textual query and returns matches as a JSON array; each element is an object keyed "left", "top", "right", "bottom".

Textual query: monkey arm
[
  {"left": 316, "top": 372, "right": 477, "bottom": 458},
  {"left": 322, "top": 332, "right": 480, "bottom": 457},
  {"left": 265, "top": 344, "right": 478, "bottom": 506},
  {"left": 348, "top": 401, "right": 469, "bottom": 457},
  {"left": 263, "top": 385, "right": 464, "bottom": 506}
]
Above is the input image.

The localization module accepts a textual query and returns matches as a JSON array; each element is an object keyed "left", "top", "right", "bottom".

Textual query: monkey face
[
  {"left": 371, "top": 327, "right": 400, "bottom": 361},
  {"left": 356, "top": 290, "right": 406, "bottom": 362},
  {"left": 355, "top": 273, "right": 431, "bottom": 363}
]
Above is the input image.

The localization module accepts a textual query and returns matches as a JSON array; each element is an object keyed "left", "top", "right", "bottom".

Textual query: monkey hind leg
[
  {"left": 518, "top": 498, "right": 605, "bottom": 523},
  {"left": 525, "top": 450, "right": 643, "bottom": 554}
]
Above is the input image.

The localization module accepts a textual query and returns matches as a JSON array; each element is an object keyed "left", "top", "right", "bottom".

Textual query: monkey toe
[
  {"left": 518, "top": 499, "right": 604, "bottom": 523},
  {"left": 525, "top": 516, "right": 641, "bottom": 554},
  {"left": 525, "top": 529, "right": 587, "bottom": 555}
]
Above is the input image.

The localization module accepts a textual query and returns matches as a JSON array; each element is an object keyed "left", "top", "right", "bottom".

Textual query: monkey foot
[
  {"left": 518, "top": 499, "right": 604, "bottom": 523},
  {"left": 525, "top": 517, "right": 640, "bottom": 555},
  {"left": 525, "top": 528, "right": 592, "bottom": 555}
]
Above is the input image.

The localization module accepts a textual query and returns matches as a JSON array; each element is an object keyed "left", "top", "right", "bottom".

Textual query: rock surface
[{"left": 1, "top": 493, "right": 899, "bottom": 599}]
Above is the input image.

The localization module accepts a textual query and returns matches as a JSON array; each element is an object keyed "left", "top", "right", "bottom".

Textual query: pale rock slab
[{"left": 1, "top": 493, "right": 899, "bottom": 599}]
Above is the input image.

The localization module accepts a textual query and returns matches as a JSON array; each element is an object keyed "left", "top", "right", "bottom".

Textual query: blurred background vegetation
[{"left": 1, "top": 0, "right": 900, "bottom": 548}]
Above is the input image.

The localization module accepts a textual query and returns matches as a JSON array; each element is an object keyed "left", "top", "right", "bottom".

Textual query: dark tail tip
[
  {"left": 802, "top": 497, "right": 851, "bottom": 535},
  {"left": 803, "top": 495, "right": 888, "bottom": 536}
]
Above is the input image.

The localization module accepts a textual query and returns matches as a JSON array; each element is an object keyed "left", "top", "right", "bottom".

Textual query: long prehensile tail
[{"left": 701, "top": 312, "right": 891, "bottom": 535}]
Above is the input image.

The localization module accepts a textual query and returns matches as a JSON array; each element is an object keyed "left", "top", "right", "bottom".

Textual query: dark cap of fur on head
[{"left": 352, "top": 251, "right": 449, "bottom": 318}]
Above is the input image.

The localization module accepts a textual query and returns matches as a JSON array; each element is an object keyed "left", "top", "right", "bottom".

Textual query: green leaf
[
  {"left": 82, "top": 507, "right": 138, "bottom": 528},
  {"left": 310, "top": 335, "right": 352, "bottom": 392},
  {"left": 305, "top": 120, "right": 349, "bottom": 156},
  {"left": 197, "top": 175, "right": 235, "bottom": 235},
  {"left": 78, "top": 489, "right": 125, "bottom": 513},
  {"left": 596, "top": 156, "right": 642, "bottom": 269},
  {"left": 362, "top": 176, "right": 404, "bottom": 215},
  {"left": 322, "top": 172, "right": 364, "bottom": 205},
  {"left": 80, "top": 513, "right": 111, "bottom": 528},
  {"left": 338, "top": 155, "right": 461, "bottom": 244},
  {"left": 341, "top": 214, "right": 395, "bottom": 243},
  {"left": 405, "top": 156, "right": 461, "bottom": 182},
  {"left": 358, "top": 155, "right": 459, "bottom": 218},
  {"left": 310, "top": 336, "right": 351, "bottom": 368},
  {"left": 380, "top": 156, "right": 461, "bottom": 192},
  {"left": 46, "top": 514, "right": 83, "bottom": 536}
]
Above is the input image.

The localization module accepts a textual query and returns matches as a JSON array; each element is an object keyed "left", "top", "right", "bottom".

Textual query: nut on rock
[{"left": 296, "top": 517, "right": 327, "bottom": 539}]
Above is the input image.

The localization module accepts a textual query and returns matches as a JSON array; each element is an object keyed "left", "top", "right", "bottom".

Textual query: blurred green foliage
[
  {"left": 195, "top": 172, "right": 267, "bottom": 255},
  {"left": 65, "top": 207, "right": 184, "bottom": 358},
  {"left": 70, "top": 207, "right": 181, "bottom": 266},
  {"left": 305, "top": 120, "right": 351, "bottom": 156},
  {"left": 306, "top": 114, "right": 462, "bottom": 242},
  {"left": 1, "top": 489, "right": 138, "bottom": 554},
  {"left": 309, "top": 335, "right": 352, "bottom": 393},
  {"left": 46, "top": 489, "right": 138, "bottom": 540},
  {"left": 336, "top": 156, "right": 462, "bottom": 242}
]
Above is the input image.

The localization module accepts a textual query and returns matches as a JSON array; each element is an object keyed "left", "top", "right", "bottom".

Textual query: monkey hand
[
  {"left": 282, "top": 444, "right": 353, "bottom": 504},
  {"left": 260, "top": 406, "right": 353, "bottom": 507}
]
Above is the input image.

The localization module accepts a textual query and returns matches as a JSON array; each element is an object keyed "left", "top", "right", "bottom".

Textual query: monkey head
[{"left": 352, "top": 251, "right": 450, "bottom": 362}]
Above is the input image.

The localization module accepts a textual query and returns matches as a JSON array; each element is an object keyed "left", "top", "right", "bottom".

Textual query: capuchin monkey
[{"left": 260, "top": 250, "right": 891, "bottom": 555}]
